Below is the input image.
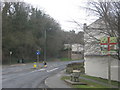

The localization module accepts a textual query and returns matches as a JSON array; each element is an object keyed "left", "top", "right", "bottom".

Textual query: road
[{"left": 2, "top": 60, "right": 84, "bottom": 88}]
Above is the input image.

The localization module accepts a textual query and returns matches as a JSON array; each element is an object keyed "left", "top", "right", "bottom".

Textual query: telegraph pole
[
  {"left": 44, "top": 30, "right": 47, "bottom": 61},
  {"left": 44, "top": 28, "right": 51, "bottom": 62}
]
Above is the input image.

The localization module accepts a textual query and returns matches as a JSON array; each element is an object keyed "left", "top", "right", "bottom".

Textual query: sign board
[{"left": 100, "top": 37, "right": 118, "bottom": 55}]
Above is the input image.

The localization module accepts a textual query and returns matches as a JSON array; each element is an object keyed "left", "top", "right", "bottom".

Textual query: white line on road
[
  {"left": 47, "top": 68, "right": 58, "bottom": 72},
  {"left": 31, "top": 68, "right": 46, "bottom": 73}
]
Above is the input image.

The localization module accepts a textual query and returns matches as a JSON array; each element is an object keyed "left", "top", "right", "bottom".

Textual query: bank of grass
[
  {"left": 61, "top": 75, "right": 119, "bottom": 88},
  {"left": 60, "top": 58, "right": 84, "bottom": 61}
]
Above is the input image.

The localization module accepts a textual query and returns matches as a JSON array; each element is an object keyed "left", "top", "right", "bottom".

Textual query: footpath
[{"left": 45, "top": 70, "right": 71, "bottom": 88}]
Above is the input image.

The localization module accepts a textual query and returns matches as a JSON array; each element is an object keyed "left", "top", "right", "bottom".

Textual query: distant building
[{"left": 63, "top": 44, "right": 83, "bottom": 59}]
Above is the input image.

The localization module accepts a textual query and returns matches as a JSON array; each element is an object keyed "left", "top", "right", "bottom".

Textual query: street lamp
[
  {"left": 44, "top": 28, "right": 51, "bottom": 62},
  {"left": 10, "top": 51, "right": 12, "bottom": 64}
]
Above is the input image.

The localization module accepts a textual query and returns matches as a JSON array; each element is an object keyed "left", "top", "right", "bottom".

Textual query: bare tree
[{"left": 86, "top": 1, "right": 120, "bottom": 58}]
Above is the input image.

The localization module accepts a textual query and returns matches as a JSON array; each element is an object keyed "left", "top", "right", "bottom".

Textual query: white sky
[{"left": 23, "top": 0, "right": 99, "bottom": 32}]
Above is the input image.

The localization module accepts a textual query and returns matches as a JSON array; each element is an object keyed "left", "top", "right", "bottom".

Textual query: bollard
[
  {"left": 44, "top": 65, "right": 47, "bottom": 67},
  {"left": 34, "top": 62, "right": 37, "bottom": 68}
]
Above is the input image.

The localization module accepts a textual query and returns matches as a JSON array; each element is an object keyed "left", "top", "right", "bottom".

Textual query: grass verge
[
  {"left": 80, "top": 74, "right": 120, "bottom": 87},
  {"left": 61, "top": 75, "right": 119, "bottom": 88}
]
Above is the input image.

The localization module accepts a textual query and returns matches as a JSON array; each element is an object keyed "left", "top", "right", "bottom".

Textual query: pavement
[
  {"left": 2, "top": 60, "right": 85, "bottom": 88},
  {"left": 45, "top": 70, "right": 71, "bottom": 88}
]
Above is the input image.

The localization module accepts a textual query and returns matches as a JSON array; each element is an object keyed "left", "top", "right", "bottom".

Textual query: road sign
[
  {"left": 100, "top": 37, "right": 118, "bottom": 55},
  {"left": 36, "top": 51, "right": 40, "bottom": 55}
]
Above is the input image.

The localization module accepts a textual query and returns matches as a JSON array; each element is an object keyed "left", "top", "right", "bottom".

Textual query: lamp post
[{"left": 10, "top": 51, "right": 12, "bottom": 64}]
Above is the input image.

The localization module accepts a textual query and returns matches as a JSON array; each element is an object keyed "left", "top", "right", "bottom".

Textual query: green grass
[
  {"left": 81, "top": 74, "right": 120, "bottom": 87},
  {"left": 61, "top": 76, "right": 70, "bottom": 80},
  {"left": 61, "top": 76, "right": 118, "bottom": 88},
  {"left": 75, "top": 78, "right": 109, "bottom": 88}
]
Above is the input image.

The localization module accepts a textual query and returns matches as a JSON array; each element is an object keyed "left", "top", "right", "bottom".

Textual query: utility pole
[
  {"left": 44, "top": 28, "right": 51, "bottom": 62},
  {"left": 44, "top": 29, "right": 47, "bottom": 61}
]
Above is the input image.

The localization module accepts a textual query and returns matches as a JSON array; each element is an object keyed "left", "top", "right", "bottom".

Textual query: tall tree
[{"left": 2, "top": 2, "right": 64, "bottom": 64}]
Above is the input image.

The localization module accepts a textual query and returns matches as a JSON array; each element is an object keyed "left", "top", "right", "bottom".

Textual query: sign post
[
  {"left": 36, "top": 50, "right": 40, "bottom": 68},
  {"left": 100, "top": 37, "right": 118, "bottom": 88},
  {"left": 10, "top": 51, "right": 12, "bottom": 65}
]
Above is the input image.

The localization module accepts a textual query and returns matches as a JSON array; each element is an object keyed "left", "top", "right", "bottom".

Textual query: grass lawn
[{"left": 61, "top": 75, "right": 119, "bottom": 88}]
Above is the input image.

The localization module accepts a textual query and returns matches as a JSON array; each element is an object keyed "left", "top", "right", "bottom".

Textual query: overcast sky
[{"left": 23, "top": 0, "right": 98, "bottom": 32}]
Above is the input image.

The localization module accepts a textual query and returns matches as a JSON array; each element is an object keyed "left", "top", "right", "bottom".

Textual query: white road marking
[
  {"left": 47, "top": 68, "right": 58, "bottom": 72},
  {"left": 31, "top": 68, "right": 46, "bottom": 73},
  {"left": 37, "top": 68, "right": 46, "bottom": 71},
  {"left": 10, "top": 64, "right": 26, "bottom": 66}
]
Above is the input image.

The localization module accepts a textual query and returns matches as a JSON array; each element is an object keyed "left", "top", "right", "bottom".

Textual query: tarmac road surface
[{"left": 2, "top": 60, "right": 84, "bottom": 88}]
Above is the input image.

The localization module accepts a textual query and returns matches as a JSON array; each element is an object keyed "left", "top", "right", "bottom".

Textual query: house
[{"left": 60, "top": 44, "right": 84, "bottom": 60}]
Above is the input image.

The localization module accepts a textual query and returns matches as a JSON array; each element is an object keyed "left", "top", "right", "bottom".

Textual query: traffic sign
[
  {"left": 100, "top": 37, "right": 118, "bottom": 55},
  {"left": 36, "top": 51, "right": 40, "bottom": 55}
]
